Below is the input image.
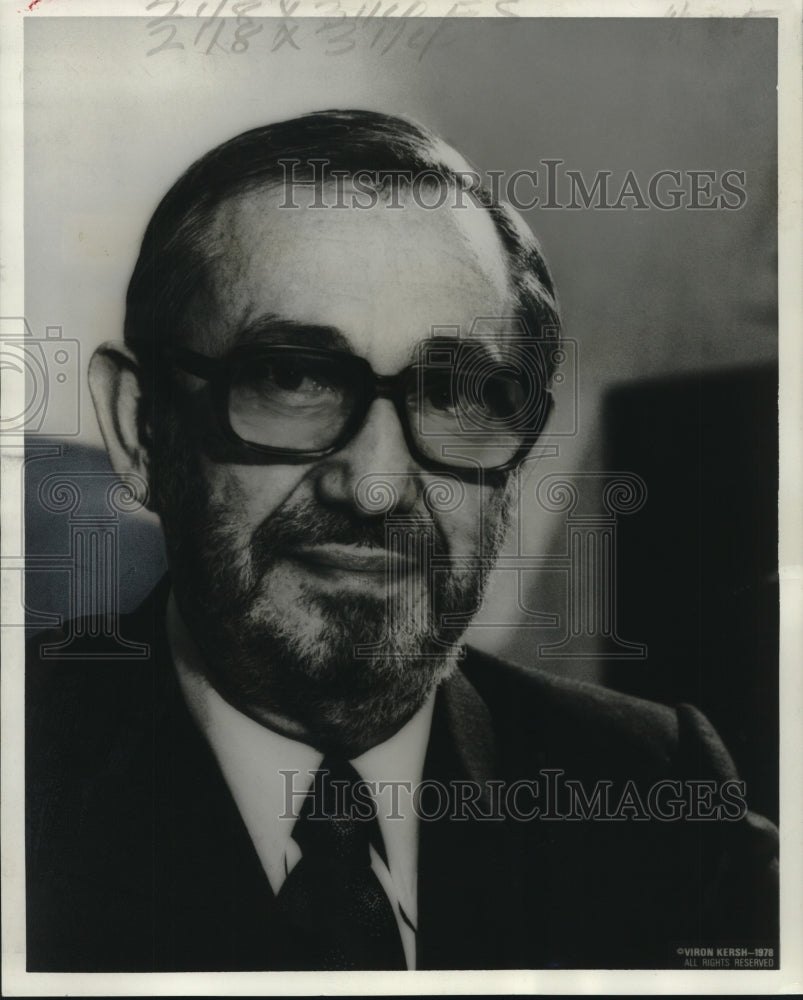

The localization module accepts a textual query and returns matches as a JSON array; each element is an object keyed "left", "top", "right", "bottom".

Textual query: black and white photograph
[{"left": 1, "top": 1, "right": 801, "bottom": 993}]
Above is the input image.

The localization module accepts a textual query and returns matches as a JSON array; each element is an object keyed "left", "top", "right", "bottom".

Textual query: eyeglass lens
[
  {"left": 229, "top": 353, "right": 357, "bottom": 451},
  {"left": 227, "top": 347, "right": 542, "bottom": 469}
]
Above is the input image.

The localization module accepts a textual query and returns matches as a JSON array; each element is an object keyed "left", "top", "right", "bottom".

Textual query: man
[{"left": 26, "top": 110, "right": 778, "bottom": 972}]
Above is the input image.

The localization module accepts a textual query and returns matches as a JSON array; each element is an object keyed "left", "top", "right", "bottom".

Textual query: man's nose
[{"left": 312, "top": 398, "right": 423, "bottom": 515}]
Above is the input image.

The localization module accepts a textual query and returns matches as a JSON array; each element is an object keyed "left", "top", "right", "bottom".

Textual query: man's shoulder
[
  {"left": 461, "top": 643, "right": 678, "bottom": 729},
  {"left": 458, "top": 644, "right": 726, "bottom": 778},
  {"left": 26, "top": 581, "right": 172, "bottom": 763},
  {"left": 26, "top": 577, "right": 168, "bottom": 670}
]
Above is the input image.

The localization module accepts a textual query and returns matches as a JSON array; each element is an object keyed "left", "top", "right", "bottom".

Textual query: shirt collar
[
  {"left": 166, "top": 591, "right": 433, "bottom": 924},
  {"left": 352, "top": 690, "right": 434, "bottom": 922}
]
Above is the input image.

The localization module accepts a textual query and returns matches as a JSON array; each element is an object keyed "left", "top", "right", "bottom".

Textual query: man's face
[{"left": 154, "top": 183, "right": 517, "bottom": 751}]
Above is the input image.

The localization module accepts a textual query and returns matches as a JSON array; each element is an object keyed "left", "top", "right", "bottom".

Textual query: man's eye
[
  {"left": 424, "top": 378, "right": 458, "bottom": 413},
  {"left": 266, "top": 363, "right": 336, "bottom": 396}
]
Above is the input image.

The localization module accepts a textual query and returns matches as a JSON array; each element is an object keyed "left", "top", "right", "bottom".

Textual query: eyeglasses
[{"left": 164, "top": 340, "right": 552, "bottom": 474}]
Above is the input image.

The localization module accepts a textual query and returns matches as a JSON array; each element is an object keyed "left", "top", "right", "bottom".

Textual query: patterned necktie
[{"left": 274, "top": 757, "right": 407, "bottom": 970}]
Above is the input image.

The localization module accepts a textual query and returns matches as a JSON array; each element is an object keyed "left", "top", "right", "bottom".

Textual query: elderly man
[{"left": 26, "top": 110, "right": 778, "bottom": 972}]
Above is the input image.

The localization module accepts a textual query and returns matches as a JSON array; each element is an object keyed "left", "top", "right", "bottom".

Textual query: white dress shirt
[{"left": 167, "top": 593, "right": 434, "bottom": 969}]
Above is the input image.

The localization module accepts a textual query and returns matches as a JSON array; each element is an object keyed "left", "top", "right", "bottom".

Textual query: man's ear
[{"left": 88, "top": 342, "right": 153, "bottom": 510}]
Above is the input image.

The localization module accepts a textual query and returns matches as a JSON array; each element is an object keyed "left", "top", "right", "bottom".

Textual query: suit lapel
[
  {"left": 416, "top": 665, "right": 534, "bottom": 969},
  {"left": 140, "top": 596, "right": 280, "bottom": 969}
]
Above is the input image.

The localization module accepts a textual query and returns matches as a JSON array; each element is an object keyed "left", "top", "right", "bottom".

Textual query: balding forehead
[
  {"left": 206, "top": 181, "right": 512, "bottom": 297},
  {"left": 187, "top": 181, "right": 516, "bottom": 370}
]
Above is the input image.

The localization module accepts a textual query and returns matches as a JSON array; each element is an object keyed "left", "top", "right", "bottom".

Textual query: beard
[{"left": 153, "top": 421, "right": 513, "bottom": 753}]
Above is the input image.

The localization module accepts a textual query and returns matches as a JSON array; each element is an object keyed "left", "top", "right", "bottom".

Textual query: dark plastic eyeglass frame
[{"left": 163, "top": 342, "right": 553, "bottom": 477}]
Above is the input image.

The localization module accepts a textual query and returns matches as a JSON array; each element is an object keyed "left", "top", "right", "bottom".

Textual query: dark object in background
[
  {"left": 603, "top": 364, "right": 778, "bottom": 824},
  {"left": 24, "top": 441, "right": 166, "bottom": 638}
]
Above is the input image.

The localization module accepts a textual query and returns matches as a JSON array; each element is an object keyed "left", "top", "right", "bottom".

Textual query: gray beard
[{"left": 154, "top": 428, "right": 512, "bottom": 753}]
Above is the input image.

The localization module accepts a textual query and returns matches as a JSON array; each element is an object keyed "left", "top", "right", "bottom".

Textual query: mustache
[{"left": 249, "top": 498, "right": 449, "bottom": 566}]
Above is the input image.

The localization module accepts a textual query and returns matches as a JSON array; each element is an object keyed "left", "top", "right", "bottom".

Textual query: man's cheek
[
  {"left": 436, "top": 483, "right": 507, "bottom": 556},
  {"left": 200, "top": 460, "right": 308, "bottom": 529}
]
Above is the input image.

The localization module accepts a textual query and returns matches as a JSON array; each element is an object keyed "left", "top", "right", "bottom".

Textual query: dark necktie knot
[
  {"left": 274, "top": 756, "right": 406, "bottom": 970},
  {"left": 291, "top": 758, "right": 378, "bottom": 864}
]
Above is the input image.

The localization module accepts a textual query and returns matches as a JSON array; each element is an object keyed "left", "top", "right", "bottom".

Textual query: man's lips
[{"left": 284, "top": 544, "right": 417, "bottom": 575}]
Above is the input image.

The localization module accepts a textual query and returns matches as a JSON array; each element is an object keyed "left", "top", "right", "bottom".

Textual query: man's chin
[
  {"left": 245, "top": 557, "right": 447, "bottom": 657},
  {"left": 177, "top": 555, "right": 474, "bottom": 749},
  {"left": 207, "top": 614, "right": 454, "bottom": 754},
  {"left": 202, "top": 584, "right": 458, "bottom": 745},
  {"left": 244, "top": 585, "right": 455, "bottom": 682}
]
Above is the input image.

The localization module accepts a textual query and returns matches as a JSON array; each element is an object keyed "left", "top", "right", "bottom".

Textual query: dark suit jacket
[{"left": 26, "top": 580, "right": 778, "bottom": 971}]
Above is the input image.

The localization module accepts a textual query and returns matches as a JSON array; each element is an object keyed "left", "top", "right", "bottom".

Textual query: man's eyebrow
[
  {"left": 414, "top": 333, "right": 502, "bottom": 366},
  {"left": 233, "top": 315, "right": 352, "bottom": 352},
  {"left": 230, "top": 317, "right": 503, "bottom": 367}
]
